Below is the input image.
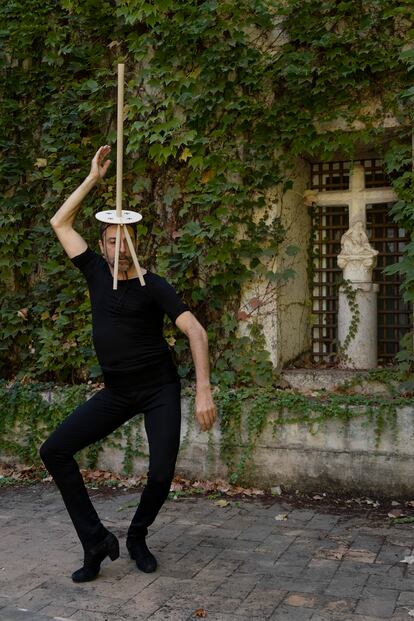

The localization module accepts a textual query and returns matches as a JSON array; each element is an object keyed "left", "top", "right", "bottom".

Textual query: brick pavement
[{"left": 0, "top": 483, "right": 414, "bottom": 620}]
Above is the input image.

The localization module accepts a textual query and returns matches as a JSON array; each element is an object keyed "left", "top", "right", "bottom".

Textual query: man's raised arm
[{"left": 50, "top": 145, "right": 111, "bottom": 258}]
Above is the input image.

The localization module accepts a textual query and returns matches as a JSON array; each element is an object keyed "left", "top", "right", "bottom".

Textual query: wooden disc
[{"left": 95, "top": 210, "right": 142, "bottom": 224}]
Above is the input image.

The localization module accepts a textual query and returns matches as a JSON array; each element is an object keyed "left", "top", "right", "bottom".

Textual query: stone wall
[
  {"left": 1, "top": 373, "right": 411, "bottom": 498},
  {"left": 92, "top": 395, "right": 414, "bottom": 498}
]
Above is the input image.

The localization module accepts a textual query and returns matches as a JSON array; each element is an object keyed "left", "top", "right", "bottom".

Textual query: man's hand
[
  {"left": 89, "top": 145, "right": 111, "bottom": 181},
  {"left": 195, "top": 387, "right": 217, "bottom": 432}
]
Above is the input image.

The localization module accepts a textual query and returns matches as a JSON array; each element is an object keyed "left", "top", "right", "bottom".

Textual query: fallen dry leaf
[
  {"left": 194, "top": 608, "right": 207, "bottom": 618},
  {"left": 170, "top": 481, "right": 183, "bottom": 492},
  {"left": 271, "top": 486, "right": 282, "bottom": 496},
  {"left": 388, "top": 510, "right": 406, "bottom": 519},
  {"left": 215, "top": 499, "right": 230, "bottom": 508}
]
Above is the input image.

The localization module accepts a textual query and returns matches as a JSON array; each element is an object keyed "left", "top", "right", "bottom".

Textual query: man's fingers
[
  {"left": 102, "top": 159, "right": 111, "bottom": 174},
  {"left": 196, "top": 406, "right": 216, "bottom": 431},
  {"left": 93, "top": 145, "right": 111, "bottom": 164}
]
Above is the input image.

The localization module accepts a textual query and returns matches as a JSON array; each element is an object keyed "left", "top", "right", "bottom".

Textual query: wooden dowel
[
  {"left": 113, "top": 224, "right": 121, "bottom": 290},
  {"left": 124, "top": 225, "right": 146, "bottom": 287},
  {"left": 116, "top": 63, "right": 125, "bottom": 218}
]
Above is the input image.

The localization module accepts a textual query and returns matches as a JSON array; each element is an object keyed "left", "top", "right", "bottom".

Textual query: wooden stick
[
  {"left": 113, "top": 63, "right": 124, "bottom": 290},
  {"left": 113, "top": 224, "right": 121, "bottom": 290},
  {"left": 116, "top": 63, "right": 125, "bottom": 217},
  {"left": 124, "top": 225, "right": 146, "bottom": 287}
]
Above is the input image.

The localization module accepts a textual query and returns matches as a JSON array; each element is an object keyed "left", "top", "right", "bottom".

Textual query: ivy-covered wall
[{"left": 1, "top": 0, "right": 413, "bottom": 386}]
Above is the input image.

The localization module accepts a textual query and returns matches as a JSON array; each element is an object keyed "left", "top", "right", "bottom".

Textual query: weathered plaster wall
[
  {"left": 89, "top": 396, "right": 414, "bottom": 498},
  {"left": 276, "top": 158, "right": 312, "bottom": 367},
  {"left": 1, "top": 387, "right": 412, "bottom": 497},
  {"left": 239, "top": 157, "right": 312, "bottom": 368}
]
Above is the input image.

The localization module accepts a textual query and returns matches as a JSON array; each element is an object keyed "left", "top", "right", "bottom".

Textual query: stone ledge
[{"left": 282, "top": 369, "right": 395, "bottom": 395}]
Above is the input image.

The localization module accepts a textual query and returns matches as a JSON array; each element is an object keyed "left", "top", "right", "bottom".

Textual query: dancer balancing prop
[{"left": 95, "top": 63, "right": 145, "bottom": 290}]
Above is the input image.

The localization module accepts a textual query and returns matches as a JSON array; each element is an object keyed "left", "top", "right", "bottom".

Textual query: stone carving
[{"left": 337, "top": 220, "right": 378, "bottom": 282}]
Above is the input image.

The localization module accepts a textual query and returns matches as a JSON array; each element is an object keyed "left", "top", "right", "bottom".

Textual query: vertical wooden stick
[
  {"left": 113, "top": 62, "right": 125, "bottom": 290},
  {"left": 113, "top": 224, "right": 121, "bottom": 290},
  {"left": 116, "top": 63, "right": 124, "bottom": 218}
]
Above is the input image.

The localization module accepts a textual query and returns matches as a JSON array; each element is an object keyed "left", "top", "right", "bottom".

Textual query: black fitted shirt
[{"left": 71, "top": 247, "right": 189, "bottom": 390}]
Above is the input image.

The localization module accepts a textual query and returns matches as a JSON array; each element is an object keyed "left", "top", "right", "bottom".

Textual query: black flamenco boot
[
  {"left": 126, "top": 538, "right": 157, "bottom": 573},
  {"left": 72, "top": 531, "right": 120, "bottom": 583}
]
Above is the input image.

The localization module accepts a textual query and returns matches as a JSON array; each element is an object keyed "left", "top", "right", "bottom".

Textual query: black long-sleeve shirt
[{"left": 71, "top": 247, "right": 189, "bottom": 390}]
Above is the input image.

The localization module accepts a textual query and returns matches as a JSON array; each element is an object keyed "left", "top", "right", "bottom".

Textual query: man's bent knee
[{"left": 39, "top": 438, "right": 69, "bottom": 471}]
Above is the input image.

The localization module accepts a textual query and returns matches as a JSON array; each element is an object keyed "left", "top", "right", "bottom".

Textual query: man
[{"left": 40, "top": 145, "right": 216, "bottom": 583}]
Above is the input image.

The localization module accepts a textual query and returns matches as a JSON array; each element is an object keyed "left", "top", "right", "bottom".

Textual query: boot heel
[{"left": 109, "top": 539, "right": 120, "bottom": 561}]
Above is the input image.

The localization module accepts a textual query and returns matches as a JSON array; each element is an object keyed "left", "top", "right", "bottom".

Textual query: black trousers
[{"left": 39, "top": 382, "right": 181, "bottom": 551}]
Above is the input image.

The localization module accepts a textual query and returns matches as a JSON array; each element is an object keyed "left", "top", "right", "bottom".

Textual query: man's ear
[{"left": 99, "top": 239, "right": 104, "bottom": 254}]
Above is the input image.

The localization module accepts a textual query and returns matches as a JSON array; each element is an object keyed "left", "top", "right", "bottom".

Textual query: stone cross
[
  {"left": 311, "top": 163, "right": 397, "bottom": 227},
  {"left": 308, "top": 163, "right": 397, "bottom": 369}
]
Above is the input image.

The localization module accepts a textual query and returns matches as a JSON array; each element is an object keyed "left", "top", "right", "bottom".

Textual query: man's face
[{"left": 99, "top": 225, "right": 136, "bottom": 272}]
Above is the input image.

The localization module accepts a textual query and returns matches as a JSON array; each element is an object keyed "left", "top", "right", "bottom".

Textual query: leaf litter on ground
[{"left": 3, "top": 464, "right": 414, "bottom": 524}]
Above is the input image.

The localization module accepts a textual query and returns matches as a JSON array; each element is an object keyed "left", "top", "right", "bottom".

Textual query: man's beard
[{"left": 108, "top": 254, "right": 133, "bottom": 271}]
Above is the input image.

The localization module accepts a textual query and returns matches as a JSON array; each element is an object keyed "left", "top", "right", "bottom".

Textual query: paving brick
[
  {"left": 0, "top": 607, "right": 52, "bottom": 621},
  {"left": 237, "top": 525, "right": 274, "bottom": 541},
  {"left": 375, "top": 542, "right": 411, "bottom": 565},
  {"left": 192, "top": 614, "right": 262, "bottom": 621},
  {"left": 339, "top": 559, "right": 398, "bottom": 576},
  {"left": 393, "top": 607, "right": 414, "bottom": 620},
  {"left": 69, "top": 611, "right": 148, "bottom": 621},
  {"left": 306, "top": 514, "right": 339, "bottom": 531},
  {"left": 397, "top": 590, "right": 414, "bottom": 605},
  {"left": 236, "top": 586, "right": 286, "bottom": 618},
  {"left": 355, "top": 586, "right": 399, "bottom": 618},
  {"left": 309, "top": 614, "right": 385, "bottom": 621},
  {"left": 367, "top": 574, "right": 414, "bottom": 592},
  {"left": 266, "top": 562, "right": 306, "bottom": 578},
  {"left": 145, "top": 604, "right": 194, "bottom": 620},
  {"left": 355, "top": 596, "right": 396, "bottom": 618},
  {"left": 269, "top": 604, "right": 314, "bottom": 620},
  {"left": 37, "top": 603, "right": 79, "bottom": 617},
  {"left": 212, "top": 573, "right": 260, "bottom": 598},
  {"left": 305, "top": 559, "right": 341, "bottom": 579},
  {"left": 325, "top": 572, "right": 369, "bottom": 598}
]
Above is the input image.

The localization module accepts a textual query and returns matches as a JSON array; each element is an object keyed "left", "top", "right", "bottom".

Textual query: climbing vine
[
  {"left": 336, "top": 279, "right": 360, "bottom": 365},
  {"left": 1, "top": 378, "right": 412, "bottom": 484},
  {"left": 217, "top": 376, "right": 412, "bottom": 482},
  {"left": 0, "top": 0, "right": 413, "bottom": 386}
]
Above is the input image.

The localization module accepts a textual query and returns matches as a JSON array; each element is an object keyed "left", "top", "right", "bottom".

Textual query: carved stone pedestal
[
  {"left": 338, "top": 282, "right": 379, "bottom": 369},
  {"left": 336, "top": 219, "right": 379, "bottom": 369}
]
